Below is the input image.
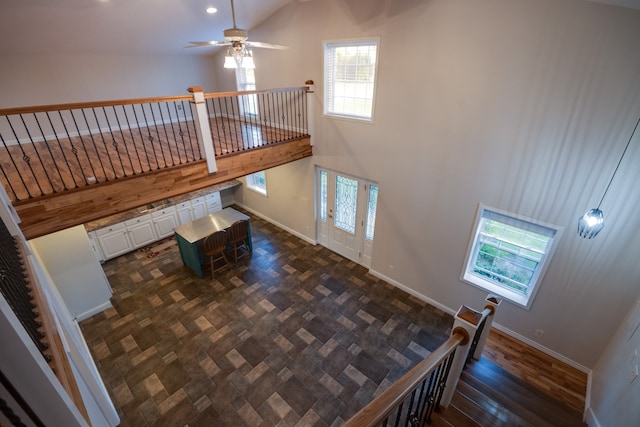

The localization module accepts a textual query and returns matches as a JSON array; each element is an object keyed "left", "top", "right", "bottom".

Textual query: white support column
[
  {"left": 472, "top": 294, "right": 502, "bottom": 360},
  {"left": 305, "top": 80, "right": 315, "bottom": 146},
  {"left": 440, "top": 305, "right": 482, "bottom": 408},
  {"left": 187, "top": 86, "right": 217, "bottom": 174}
]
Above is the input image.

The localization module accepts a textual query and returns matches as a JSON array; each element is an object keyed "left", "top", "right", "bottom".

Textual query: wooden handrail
[
  {"left": 344, "top": 330, "right": 466, "bottom": 427},
  {"left": 0, "top": 95, "right": 193, "bottom": 116},
  {"left": 0, "top": 86, "right": 308, "bottom": 116},
  {"left": 202, "top": 86, "right": 309, "bottom": 100}
]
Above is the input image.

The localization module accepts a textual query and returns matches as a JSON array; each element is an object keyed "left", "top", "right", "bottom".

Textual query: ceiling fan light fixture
[
  {"left": 224, "top": 48, "right": 237, "bottom": 68},
  {"left": 242, "top": 49, "right": 255, "bottom": 69}
]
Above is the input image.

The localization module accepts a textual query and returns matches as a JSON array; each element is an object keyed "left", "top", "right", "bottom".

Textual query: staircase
[{"left": 430, "top": 355, "right": 587, "bottom": 427}]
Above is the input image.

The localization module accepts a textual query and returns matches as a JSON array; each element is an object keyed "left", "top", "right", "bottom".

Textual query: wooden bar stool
[
  {"left": 202, "top": 230, "right": 230, "bottom": 278},
  {"left": 227, "top": 220, "right": 251, "bottom": 262}
]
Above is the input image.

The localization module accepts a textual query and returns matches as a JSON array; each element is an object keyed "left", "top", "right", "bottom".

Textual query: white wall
[
  {"left": 233, "top": 0, "right": 640, "bottom": 370},
  {"left": 234, "top": 160, "right": 316, "bottom": 242},
  {"left": 589, "top": 299, "right": 640, "bottom": 426},
  {"left": 0, "top": 53, "right": 219, "bottom": 107}
]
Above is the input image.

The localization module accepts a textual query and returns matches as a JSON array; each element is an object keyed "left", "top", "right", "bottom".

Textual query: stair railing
[
  {"left": 344, "top": 294, "right": 501, "bottom": 427},
  {"left": 0, "top": 215, "right": 89, "bottom": 423}
]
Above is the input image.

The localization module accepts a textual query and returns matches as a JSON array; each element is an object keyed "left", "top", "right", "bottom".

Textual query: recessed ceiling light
[{"left": 206, "top": 7, "right": 218, "bottom": 14}]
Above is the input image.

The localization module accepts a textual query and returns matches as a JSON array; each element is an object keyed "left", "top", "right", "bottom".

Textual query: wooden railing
[
  {"left": 345, "top": 295, "right": 501, "bottom": 427},
  {"left": 0, "top": 86, "right": 309, "bottom": 203},
  {"left": 0, "top": 217, "right": 88, "bottom": 423},
  {"left": 344, "top": 331, "right": 467, "bottom": 427}
]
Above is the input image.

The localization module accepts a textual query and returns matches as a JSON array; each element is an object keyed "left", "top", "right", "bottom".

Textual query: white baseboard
[
  {"left": 584, "top": 407, "right": 600, "bottom": 427},
  {"left": 234, "top": 203, "right": 317, "bottom": 246},
  {"left": 75, "top": 301, "right": 112, "bottom": 322},
  {"left": 368, "top": 269, "right": 458, "bottom": 317}
]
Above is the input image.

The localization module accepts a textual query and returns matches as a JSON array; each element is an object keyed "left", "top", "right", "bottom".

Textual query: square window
[
  {"left": 324, "top": 38, "right": 379, "bottom": 122},
  {"left": 246, "top": 171, "right": 267, "bottom": 196},
  {"left": 461, "top": 205, "right": 563, "bottom": 309}
]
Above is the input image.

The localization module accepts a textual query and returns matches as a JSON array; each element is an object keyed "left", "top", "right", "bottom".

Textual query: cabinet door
[
  {"left": 191, "top": 197, "right": 207, "bottom": 220},
  {"left": 206, "top": 192, "right": 222, "bottom": 213},
  {"left": 97, "top": 227, "right": 133, "bottom": 260},
  {"left": 125, "top": 215, "right": 157, "bottom": 249},
  {"left": 86, "top": 231, "right": 105, "bottom": 263},
  {"left": 153, "top": 209, "right": 179, "bottom": 239},
  {"left": 177, "top": 202, "right": 193, "bottom": 224}
]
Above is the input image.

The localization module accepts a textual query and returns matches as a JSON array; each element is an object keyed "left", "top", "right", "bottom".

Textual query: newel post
[
  {"left": 440, "top": 305, "right": 482, "bottom": 408},
  {"left": 305, "top": 80, "right": 315, "bottom": 146},
  {"left": 472, "top": 294, "right": 501, "bottom": 360},
  {"left": 187, "top": 86, "right": 217, "bottom": 173}
]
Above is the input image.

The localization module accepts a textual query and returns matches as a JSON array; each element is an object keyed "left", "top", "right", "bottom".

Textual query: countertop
[
  {"left": 174, "top": 207, "right": 249, "bottom": 243},
  {"left": 84, "top": 180, "right": 241, "bottom": 232}
]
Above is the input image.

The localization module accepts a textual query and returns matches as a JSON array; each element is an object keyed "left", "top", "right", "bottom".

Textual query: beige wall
[
  {"left": 235, "top": 0, "right": 640, "bottom": 373},
  {"left": 0, "top": 53, "right": 219, "bottom": 107},
  {"left": 1, "top": 0, "right": 639, "bottom": 387}
]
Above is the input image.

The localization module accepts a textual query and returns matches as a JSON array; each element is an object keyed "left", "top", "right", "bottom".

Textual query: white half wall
[{"left": 30, "top": 226, "right": 112, "bottom": 320}]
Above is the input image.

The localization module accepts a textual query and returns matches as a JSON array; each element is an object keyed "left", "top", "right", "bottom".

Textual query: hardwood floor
[
  {"left": 483, "top": 329, "right": 587, "bottom": 413},
  {"left": 431, "top": 357, "right": 587, "bottom": 427},
  {"left": 431, "top": 329, "right": 588, "bottom": 426},
  {"left": 0, "top": 117, "right": 305, "bottom": 202}
]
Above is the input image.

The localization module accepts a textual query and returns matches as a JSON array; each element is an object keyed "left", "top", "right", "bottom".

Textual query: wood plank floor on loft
[
  {"left": 0, "top": 117, "right": 306, "bottom": 201},
  {"left": 79, "top": 207, "right": 588, "bottom": 426}
]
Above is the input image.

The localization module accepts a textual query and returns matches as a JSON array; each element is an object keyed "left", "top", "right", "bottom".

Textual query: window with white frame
[
  {"left": 461, "top": 205, "right": 562, "bottom": 309},
  {"left": 235, "top": 67, "right": 258, "bottom": 116},
  {"left": 365, "top": 184, "right": 378, "bottom": 240},
  {"left": 324, "top": 38, "right": 379, "bottom": 121},
  {"left": 246, "top": 171, "right": 267, "bottom": 195}
]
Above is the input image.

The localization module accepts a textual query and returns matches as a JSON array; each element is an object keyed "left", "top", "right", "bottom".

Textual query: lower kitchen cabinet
[
  {"left": 152, "top": 207, "right": 179, "bottom": 239},
  {"left": 95, "top": 223, "right": 133, "bottom": 260},
  {"left": 91, "top": 190, "right": 229, "bottom": 261},
  {"left": 206, "top": 191, "right": 222, "bottom": 213},
  {"left": 125, "top": 214, "right": 157, "bottom": 249}
]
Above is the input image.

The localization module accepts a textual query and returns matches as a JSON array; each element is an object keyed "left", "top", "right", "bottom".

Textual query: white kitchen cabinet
[
  {"left": 191, "top": 196, "right": 207, "bottom": 220},
  {"left": 152, "top": 207, "right": 179, "bottom": 239},
  {"left": 95, "top": 222, "right": 133, "bottom": 260},
  {"left": 86, "top": 231, "right": 105, "bottom": 263},
  {"left": 206, "top": 191, "right": 222, "bottom": 213},
  {"left": 125, "top": 214, "right": 157, "bottom": 249},
  {"left": 177, "top": 201, "right": 193, "bottom": 224}
]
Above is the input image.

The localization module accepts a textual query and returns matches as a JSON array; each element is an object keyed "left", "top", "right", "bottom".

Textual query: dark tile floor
[{"left": 80, "top": 208, "right": 453, "bottom": 426}]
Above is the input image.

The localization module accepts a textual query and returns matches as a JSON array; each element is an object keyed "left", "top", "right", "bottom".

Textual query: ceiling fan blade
[
  {"left": 185, "top": 41, "right": 231, "bottom": 48},
  {"left": 245, "top": 41, "right": 288, "bottom": 50}
]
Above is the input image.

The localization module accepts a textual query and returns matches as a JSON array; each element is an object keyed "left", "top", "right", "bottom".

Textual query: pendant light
[{"left": 578, "top": 115, "right": 640, "bottom": 239}]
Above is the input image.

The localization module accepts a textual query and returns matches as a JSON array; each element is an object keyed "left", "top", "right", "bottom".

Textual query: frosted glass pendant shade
[
  {"left": 224, "top": 50, "right": 237, "bottom": 68},
  {"left": 578, "top": 208, "right": 604, "bottom": 239},
  {"left": 242, "top": 50, "right": 255, "bottom": 69}
]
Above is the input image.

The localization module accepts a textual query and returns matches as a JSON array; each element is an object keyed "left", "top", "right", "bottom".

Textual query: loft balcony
[{"left": 0, "top": 85, "right": 313, "bottom": 239}]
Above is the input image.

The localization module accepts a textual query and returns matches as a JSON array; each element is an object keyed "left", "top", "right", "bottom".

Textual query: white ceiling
[
  {"left": 0, "top": 0, "right": 293, "bottom": 55},
  {"left": 0, "top": 0, "right": 637, "bottom": 56}
]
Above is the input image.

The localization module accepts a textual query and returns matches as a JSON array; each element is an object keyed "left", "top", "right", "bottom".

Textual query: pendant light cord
[{"left": 597, "top": 115, "right": 640, "bottom": 209}]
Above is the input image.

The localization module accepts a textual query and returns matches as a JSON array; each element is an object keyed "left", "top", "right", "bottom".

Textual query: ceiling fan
[{"left": 186, "top": 0, "right": 287, "bottom": 68}]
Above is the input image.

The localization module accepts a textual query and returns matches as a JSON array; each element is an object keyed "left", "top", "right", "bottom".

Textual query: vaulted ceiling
[
  {"left": 0, "top": 0, "right": 293, "bottom": 55},
  {"left": 0, "top": 0, "right": 638, "bottom": 56}
]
